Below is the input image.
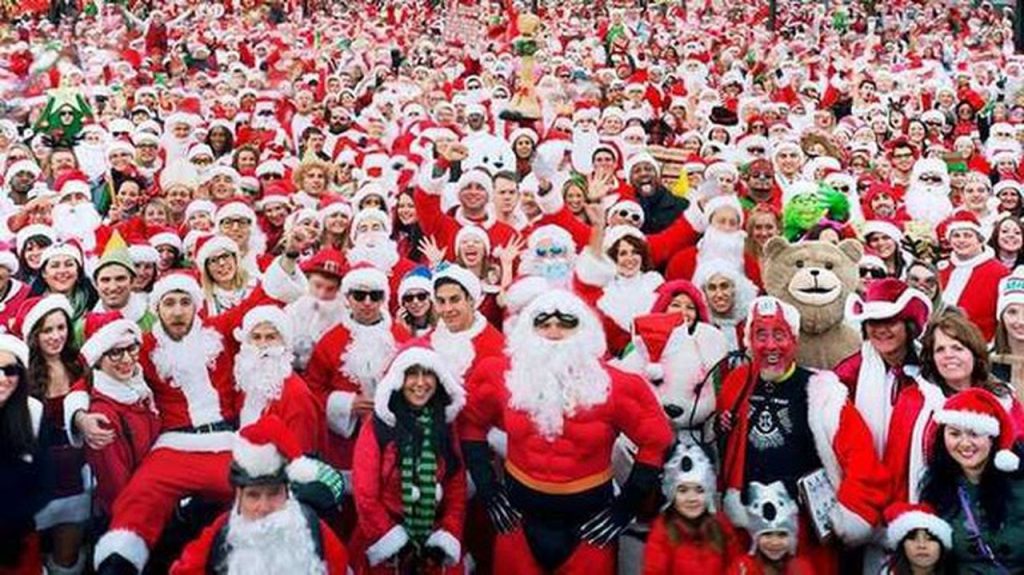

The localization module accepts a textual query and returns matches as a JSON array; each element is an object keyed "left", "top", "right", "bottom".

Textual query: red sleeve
[
  {"left": 609, "top": 367, "right": 673, "bottom": 467},
  {"left": 85, "top": 402, "right": 132, "bottom": 514},
  {"left": 351, "top": 422, "right": 399, "bottom": 541},
  {"left": 305, "top": 328, "right": 341, "bottom": 405},
  {"left": 414, "top": 186, "right": 456, "bottom": 252},
  {"left": 170, "top": 514, "right": 227, "bottom": 575},
  {"left": 456, "top": 357, "right": 506, "bottom": 442},
  {"left": 640, "top": 515, "right": 672, "bottom": 575},
  {"left": 833, "top": 402, "right": 891, "bottom": 527},
  {"left": 648, "top": 216, "right": 699, "bottom": 267},
  {"left": 321, "top": 520, "right": 350, "bottom": 575},
  {"left": 280, "top": 379, "right": 324, "bottom": 455}
]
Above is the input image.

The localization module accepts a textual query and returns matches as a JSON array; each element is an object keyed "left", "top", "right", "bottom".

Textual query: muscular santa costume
[
  {"left": 171, "top": 416, "right": 349, "bottom": 575},
  {"left": 459, "top": 289, "right": 673, "bottom": 575},
  {"left": 716, "top": 296, "right": 890, "bottom": 575},
  {"left": 65, "top": 254, "right": 306, "bottom": 574}
]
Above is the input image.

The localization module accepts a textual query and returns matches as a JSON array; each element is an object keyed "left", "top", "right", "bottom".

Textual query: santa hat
[
  {"left": 934, "top": 388, "right": 1021, "bottom": 472},
  {"left": 184, "top": 199, "right": 217, "bottom": 222},
  {"left": 373, "top": 343, "right": 465, "bottom": 427},
  {"left": 456, "top": 169, "right": 493, "bottom": 198},
  {"left": 349, "top": 208, "right": 392, "bottom": 240},
  {"left": 234, "top": 305, "right": 293, "bottom": 348},
  {"left": 884, "top": 502, "right": 952, "bottom": 550},
  {"left": 149, "top": 271, "right": 204, "bottom": 312},
  {"left": 911, "top": 158, "right": 950, "bottom": 185},
  {"left": 398, "top": 266, "right": 432, "bottom": 302},
  {"left": 39, "top": 242, "right": 83, "bottom": 268},
  {"left": 57, "top": 179, "right": 92, "bottom": 203},
  {"left": 255, "top": 160, "right": 285, "bottom": 178},
  {"left": 602, "top": 225, "right": 646, "bottom": 253},
  {"left": 351, "top": 183, "right": 389, "bottom": 210},
  {"left": 0, "top": 334, "right": 28, "bottom": 367},
  {"left": 847, "top": 279, "right": 932, "bottom": 334},
  {"left": 149, "top": 229, "right": 183, "bottom": 252},
  {"left": 317, "top": 196, "right": 353, "bottom": 226},
  {"left": 862, "top": 220, "right": 903, "bottom": 242},
  {"left": 998, "top": 271, "right": 1024, "bottom": 319},
  {"left": 509, "top": 128, "right": 538, "bottom": 146},
  {"left": 607, "top": 199, "right": 645, "bottom": 227},
  {"left": 231, "top": 415, "right": 319, "bottom": 486},
  {"left": 16, "top": 224, "right": 56, "bottom": 254},
  {"left": 128, "top": 244, "right": 159, "bottom": 265},
  {"left": 526, "top": 224, "right": 576, "bottom": 254},
  {"left": 80, "top": 311, "right": 142, "bottom": 366},
  {"left": 454, "top": 225, "right": 491, "bottom": 256},
  {"left": 433, "top": 263, "right": 481, "bottom": 306},
  {"left": 624, "top": 153, "right": 660, "bottom": 177},
  {"left": 661, "top": 444, "right": 716, "bottom": 512},
  {"left": 10, "top": 295, "right": 72, "bottom": 339},
  {"left": 195, "top": 235, "right": 239, "bottom": 271},
  {"left": 744, "top": 481, "right": 800, "bottom": 554},
  {"left": 744, "top": 296, "right": 801, "bottom": 348},
  {"left": 159, "top": 161, "right": 199, "bottom": 191},
  {"left": 214, "top": 201, "right": 257, "bottom": 227},
  {"left": 257, "top": 187, "right": 292, "bottom": 210},
  {"left": 650, "top": 280, "right": 710, "bottom": 321},
  {"left": 301, "top": 248, "right": 346, "bottom": 280},
  {"left": 340, "top": 262, "right": 389, "bottom": 298},
  {"left": 941, "top": 210, "right": 984, "bottom": 240},
  {"left": 5, "top": 160, "right": 41, "bottom": 185},
  {"left": 703, "top": 194, "right": 745, "bottom": 227}
]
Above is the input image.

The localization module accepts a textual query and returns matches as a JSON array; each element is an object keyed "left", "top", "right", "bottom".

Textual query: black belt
[{"left": 169, "top": 421, "right": 235, "bottom": 434}]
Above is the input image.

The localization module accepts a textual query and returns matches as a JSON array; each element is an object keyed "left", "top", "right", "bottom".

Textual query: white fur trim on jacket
[
  {"left": 152, "top": 430, "right": 234, "bottom": 452},
  {"left": 830, "top": 502, "right": 874, "bottom": 546},
  {"left": 535, "top": 183, "right": 565, "bottom": 215},
  {"left": 373, "top": 346, "right": 465, "bottom": 426},
  {"left": 574, "top": 248, "right": 617, "bottom": 287},
  {"left": 425, "top": 529, "right": 461, "bottom": 565},
  {"left": 62, "top": 389, "right": 90, "bottom": 448},
  {"left": 886, "top": 510, "right": 952, "bottom": 550},
  {"left": 806, "top": 371, "right": 847, "bottom": 488},
  {"left": 94, "top": 529, "right": 149, "bottom": 571},
  {"left": 326, "top": 390, "right": 358, "bottom": 437},
  {"left": 261, "top": 256, "right": 309, "bottom": 304},
  {"left": 366, "top": 525, "right": 409, "bottom": 566}
]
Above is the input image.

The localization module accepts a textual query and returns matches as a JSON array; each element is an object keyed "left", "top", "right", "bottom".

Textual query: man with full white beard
[
  {"left": 665, "top": 194, "right": 762, "bottom": 286},
  {"left": 171, "top": 416, "right": 349, "bottom": 575},
  {"left": 305, "top": 263, "right": 410, "bottom": 473},
  {"left": 286, "top": 248, "right": 347, "bottom": 371},
  {"left": 458, "top": 289, "right": 673, "bottom": 575},
  {"left": 346, "top": 207, "right": 416, "bottom": 312},
  {"left": 903, "top": 158, "right": 954, "bottom": 226},
  {"left": 233, "top": 305, "right": 323, "bottom": 453},
  {"left": 53, "top": 178, "right": 107, "bottom": 253}
]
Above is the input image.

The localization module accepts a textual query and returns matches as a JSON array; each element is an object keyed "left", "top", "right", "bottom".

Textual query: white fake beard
[
  {"left": 904, "top": 182, "right": 953, "bottom": 225},
  {"left": 286, "top": 295, "right": 346, "bottom": 366},
  {"left": 506, "top": 331, "right": 610, "bottom": 441},
  {"left": 339, "top": 312, "right": 396, "bottom": 393},
  {"left": 697, "top": 227, "right": 746, "bottom": 268},
  {"left": 347, "top": 231, "right": 399, "bottom": 272},
  {"left": 52, "top": 202, "right": 102, "bottom": 250},
  {"left": 73, "top": 143, "right": 108, "bottom": 180},
  {"left": 225, "top": 499, "right": 326, "bottom": 575},
  {"left": 234, "top": 344, "right": 292, "bottom": 426}
]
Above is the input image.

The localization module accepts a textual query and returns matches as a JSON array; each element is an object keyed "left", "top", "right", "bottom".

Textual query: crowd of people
[{"left": 2, "top": 0, "right": 1024, "bottom": 573}]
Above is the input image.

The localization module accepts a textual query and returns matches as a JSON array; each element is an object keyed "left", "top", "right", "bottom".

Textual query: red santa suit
[
  {"left": 938, "top": 247, "right": 1008, "bottom": 341},
  {"left": 85, "top": 371, "right": 162, "bottom": 516},
  {"left": 415, "top": 164, "right": 517, "bottom": 258},
  {"left": 0, "top": 277, "right": 30, "bottom": 329},
  {"left": 238, "top": 372, "right": 324, "bottom": 455},
  {"left": 459, "top": 291, "right": 673, "bottom": 575},
  {"left": 304, "top": 311, "right": 409, "bottom": 471},
  {"left": 428, "top": 312, "right": 506, "bottom": 382}
]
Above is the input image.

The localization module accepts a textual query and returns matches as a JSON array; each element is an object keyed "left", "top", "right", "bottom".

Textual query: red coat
[
  {"left": 0, "top": 279, "right": 30, "bottom": 330},
  {"left": 350, "top": 419, "right": 466, "bottom": 574},
  {"left": 243, "top": 373, "right": 325, "bottom": 456},
  {"left": 170, "top": 509, "right": 349, "bottom": 575},
  {"left": 459, "top": 356, "right": 672, "bottom": 489},
  {"left": 642, "top": 512, "right": 742, "bottom": 575},
  {"left": 414, "top": 187, "right": 517, "bottom": 259},
  {"left": 938, "top": 255, "right": 1008, "bottom": 341},
  {"left": 305, "top": 317, "right": 410, "bottom": 469},
  {"left": 725, "top": 555, "right": 816, "bottom": 575},
  {"left": 85, "top": 385, "right": 161, "bottom": 515},
  {"left": 427, "top": 315, "right": 506, "bottom": 381},
  {"left": 881, "top": 380, "right": 945, "bottom": 503}
]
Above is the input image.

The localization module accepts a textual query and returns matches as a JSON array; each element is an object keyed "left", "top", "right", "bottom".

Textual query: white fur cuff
[
  {"left": 426, "top": 529, "right": 461, "bottom": 566},
  {"left": 63, "top": 389, "right": 90, "bottom": 448},
  {"left": 366, "top": 525, "right": 409, "bottom": 566},
  {"left": 326, "top": 391, "right": 358, "bottom": 438},
  {"left": 830, "top": 503, "right": 874, "bottom": 546},
  {"left": 262, "top": 257, "right": 309, "bottom": 304},
  {"left": 574, "top": 249, "right": 616, "bottom": 287},
  {"left": 94, "top": 529, "right": 149, "bottom": 571}
]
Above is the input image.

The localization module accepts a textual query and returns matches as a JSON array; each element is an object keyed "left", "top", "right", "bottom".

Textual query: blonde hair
[{"left": 292, "top": 159, "right": 333, "bottom": 190}]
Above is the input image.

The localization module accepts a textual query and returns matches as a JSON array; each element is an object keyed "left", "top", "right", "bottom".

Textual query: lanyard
[{"left": 957, "top": 484, "right": 1010, "bottom": 575}]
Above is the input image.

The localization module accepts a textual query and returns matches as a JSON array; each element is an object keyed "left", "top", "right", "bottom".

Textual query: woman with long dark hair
[
  {"left": 351, "top": 346, "right": 466, "bottom": 574},
  {"left": 0, "top": 335, "right": 53, "bottom": 575},
  {"left": 28, "top": 243, "right": 98, "bottom": 325},
  {"left": 393, "top": 189, "right": 425, "bottom": 263},
  {"left": 15, "top": 224, "right": 55, "bottom": 285},
  {"left": 18, "top": 295, "right": 88, "bottom": 575},
  {"left": 919, "top": 388, "right": 1024, "bottom": 572}
]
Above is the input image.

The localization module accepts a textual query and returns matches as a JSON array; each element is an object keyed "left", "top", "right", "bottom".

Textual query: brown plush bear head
[{"left": 762, "top": 237, "right": 862, "bottom": 335}]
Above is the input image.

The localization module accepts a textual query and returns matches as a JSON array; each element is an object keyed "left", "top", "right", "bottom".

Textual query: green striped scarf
[{"left": 400, "top": 409, "right": 438, "bottom": 545}]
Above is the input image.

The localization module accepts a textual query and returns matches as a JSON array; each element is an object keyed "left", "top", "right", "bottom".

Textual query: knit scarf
[{"left": 401, "top": 409, "right": 438, "bottom": 545}]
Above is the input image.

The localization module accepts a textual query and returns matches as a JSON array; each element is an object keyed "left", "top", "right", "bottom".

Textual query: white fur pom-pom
[
  {"left": 285, "top": 456, "right": 320, "bottom": 484},
  {"left": 645, "top": 362, "right": 664, "bottom": 382},
  {"left": 995, "top": 449, "right": 1020, "bottom": 472}
]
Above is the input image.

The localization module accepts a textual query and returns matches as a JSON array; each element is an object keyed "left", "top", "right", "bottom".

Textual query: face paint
[{"left": 749, "top": 300, "right": 798, "bottom": 380}]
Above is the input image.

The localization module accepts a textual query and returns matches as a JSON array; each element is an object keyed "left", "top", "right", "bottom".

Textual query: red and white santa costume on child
[
  {"left": 66, "top": 257, "right": 306, "bottom": 573},
  {"left": 574, "top": 225, "right": 664, "bottom": 356},
  {"left": 350, "top": 345, "right": 467, "bottom": 574},
  {"left": 459, "top": 289, "right": 673, "bottom": 575},
  {"left": 304, "top": 263, "right": 410, "bottom": 472},
  {"left": 937, "top": 210, "right": 1010, "bottom": 341},
  {"left": 717, "top": 297, "right": 889, "bottom": 575}
]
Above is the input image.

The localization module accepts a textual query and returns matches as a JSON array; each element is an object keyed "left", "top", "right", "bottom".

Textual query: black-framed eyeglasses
[
  {"left": 892, "top": 152, "right": 914, "bottom": 160},
  {"left": 0, "top": 363, "right": 20, "bottom": 378},
  {"left": 750, "top": 172, "right": 772, "bottom": 179},
  {"left": 402, "top": 292, "right": 429, "bottom": 304},
  {"left": 533, "top": 311, "right": 580, "bottom": 329},
  {"left": 350, "top": 289, "right": 385, "bottom": 303},
  {"left": 104, "top": 342, "right": 140, "bottom": 362}
]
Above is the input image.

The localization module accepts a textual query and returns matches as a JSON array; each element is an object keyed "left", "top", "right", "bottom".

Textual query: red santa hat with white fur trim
[
  {"left": 233, "top": 305, "right": 293, "bottom": 349},
  {"left": 80, "top": 311, "right": 142, "bottom": 366},
  {"left": 373, "top": 343, "right": 465, "bottom": 427},
  {"left": 231, "top": 415, "right": 319, "bottom": 486},
  {"left": 340, "top": 262, "right": 390, "bottom": 299},
  {"left": 884, "top": 502, "right": 952, "bottom": 550},
  {"left": 934, "top": 388, "right": 1021, "bottom": 472}
]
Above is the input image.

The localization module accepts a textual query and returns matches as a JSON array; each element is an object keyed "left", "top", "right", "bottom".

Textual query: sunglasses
[
  {"left": 535, "top": 245, "right": 566, "bottom": 258},
  {"left": 748, "top": 147, "right": 766, "bottom": 155},
  {"left": 918, "top": 175, "right": 942, "bottom": 184},
  {"left": 402, "top": 292, "right": 429, "bottom": 304},
  {"left": 104, "top": 342, "right": 140, "bottom": 362},
  {"left": 220, "top": 217, "right": 251, "bottom": 228},
  {"left": 616, "top": 209, "right": 642, "bottom": 224},
  {"left": 533, "top": 311, "right": 580, "bottom": 329},
  {"left": 859, "top": 267, "right": 887, "bottom": 279},
  {"left": 892, "top": 152, "right": 914, "bottom": 160},
  {"left": 260, "top": 173, "right": 283, "bottom": 180},
  {"left": 0, "top": 364, "right": 19, "bottom": 378},
  {"left": 750, "top": 172, "right": 772, "bottom": 179},
  {"left": 350, "top": 289, "right": 385, "bottom": 303}
]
